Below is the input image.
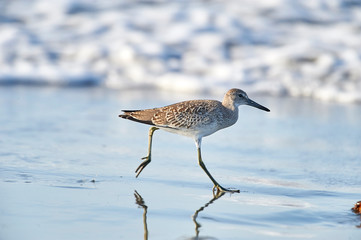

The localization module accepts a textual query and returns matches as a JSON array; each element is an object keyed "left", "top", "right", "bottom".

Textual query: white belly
[{"left": 160, "top": 121, "right": 222, "bottom": 139}]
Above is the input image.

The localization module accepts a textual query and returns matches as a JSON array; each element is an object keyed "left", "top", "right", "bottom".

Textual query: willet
[{"left": 119, "top": 88, "right": 270, "bottom": 193}]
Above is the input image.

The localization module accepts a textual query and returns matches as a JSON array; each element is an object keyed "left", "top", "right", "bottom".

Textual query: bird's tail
[
  {"left": 118, "top": 110, "right": 140, "bottom": 119},
  {"left": 119, "top": 110, "right": 155, "bottom": 126}
]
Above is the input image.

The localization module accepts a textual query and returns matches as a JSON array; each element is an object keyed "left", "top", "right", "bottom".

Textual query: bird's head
[{"left": 224, "top": 88, "right": 270, "bottom": 112}]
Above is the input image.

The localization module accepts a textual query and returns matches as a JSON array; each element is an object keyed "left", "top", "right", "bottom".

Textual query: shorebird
[{"left": 119, "top": 88, "right": 270, "bottom": 193}]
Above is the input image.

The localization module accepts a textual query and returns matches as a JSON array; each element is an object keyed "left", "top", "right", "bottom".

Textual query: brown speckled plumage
[{"left": 120, "top": 100, "right": 227, "bottom": 130}]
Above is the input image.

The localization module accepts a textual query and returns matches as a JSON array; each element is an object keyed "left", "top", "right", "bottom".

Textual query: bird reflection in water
[
  {"left": 134, "top": 190, "right": 148, "bottom": 240},
  {"left": 134, "top": 190, "right": 226, "bottom": 240},
  {"left": 192, "top": 191, "right": 225, "bottom": 239}
]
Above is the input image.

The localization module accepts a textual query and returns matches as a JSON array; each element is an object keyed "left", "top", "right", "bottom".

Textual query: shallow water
[{"left": 1, "top": 87, "right": 361, "bottom": 240}]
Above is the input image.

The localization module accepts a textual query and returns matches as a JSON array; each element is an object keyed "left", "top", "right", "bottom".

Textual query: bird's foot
[
  {"left": 135, "top": 156, "right": 151, "bottom": 178},
  {"left": 213, "top": 184, "right": 240, "bottom": 195}
]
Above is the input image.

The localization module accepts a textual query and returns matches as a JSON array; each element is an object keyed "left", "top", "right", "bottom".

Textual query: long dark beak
[{"left": 247, "top": 99, "right": 270, "bottom": 112}]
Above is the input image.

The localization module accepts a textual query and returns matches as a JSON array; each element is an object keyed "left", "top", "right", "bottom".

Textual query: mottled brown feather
[{"left": 119, "top": 100, "right": 223, "bottom": 129}]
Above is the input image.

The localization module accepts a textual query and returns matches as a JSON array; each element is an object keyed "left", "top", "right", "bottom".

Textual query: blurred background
[{"left": 1, "top": 0, "right": 361, "bottom": 102}]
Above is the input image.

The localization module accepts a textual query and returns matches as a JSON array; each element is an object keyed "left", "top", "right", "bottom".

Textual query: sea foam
[{"left": 1, "top": 0, "right": 361, "bottom": 103}]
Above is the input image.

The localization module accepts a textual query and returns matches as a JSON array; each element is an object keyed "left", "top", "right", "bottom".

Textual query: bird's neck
[
  {"left": 222, "top": 99, "right": 237, "bottom": 112},
  {"left": 222, "top": 100, "right": 238, "bottom": 118},
  {"left": 221, "top": 103, "right": 238, "bottom": 128}
]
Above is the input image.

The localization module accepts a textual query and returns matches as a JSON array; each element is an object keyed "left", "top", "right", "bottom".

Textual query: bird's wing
[{"left": 152, "top": 100, "right": 219, "bottom": 129}]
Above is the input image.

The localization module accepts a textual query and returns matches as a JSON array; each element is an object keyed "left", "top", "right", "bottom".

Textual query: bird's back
[{"left": 119, "top": 99, "right": 231, "bottom": 134}]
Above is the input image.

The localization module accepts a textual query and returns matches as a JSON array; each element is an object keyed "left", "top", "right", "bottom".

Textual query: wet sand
[{"left": 1, "top": 87, "right": 361, "bottom": 239}]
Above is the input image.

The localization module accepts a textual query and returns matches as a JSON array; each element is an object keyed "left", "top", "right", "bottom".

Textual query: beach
[{"left": 1, "top": 86, "right": 360, "bottom": 239}]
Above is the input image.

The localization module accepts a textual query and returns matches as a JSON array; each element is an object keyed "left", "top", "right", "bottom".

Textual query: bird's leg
[
  {"left": 196, "top": 139, "right": 240, "bottom": 194},
  {"left": 135, "top": 126, "right": 159, "bottom": 178}
]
